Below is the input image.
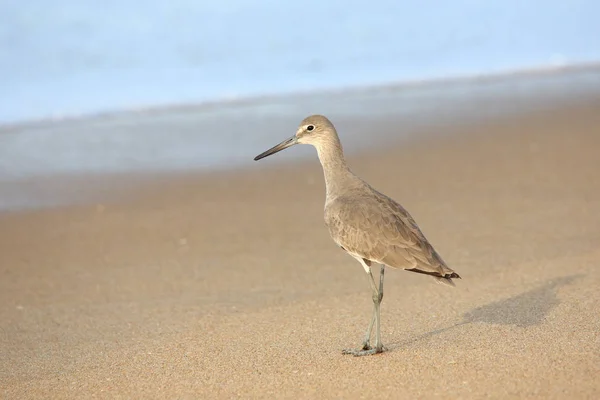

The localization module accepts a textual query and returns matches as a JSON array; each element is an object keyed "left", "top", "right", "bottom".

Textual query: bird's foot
[{"left": 342, "top": 344, "right": 386, "bottom": 357}]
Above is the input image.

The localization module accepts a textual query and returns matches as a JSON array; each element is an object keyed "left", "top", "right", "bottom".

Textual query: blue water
[{"left": 1, "top": 0, "right": 600, "bottom": 124}]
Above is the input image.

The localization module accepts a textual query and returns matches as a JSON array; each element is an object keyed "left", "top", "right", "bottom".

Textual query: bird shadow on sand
[{"left": 387, "top": 273, "right": 583, "bottom": 350}]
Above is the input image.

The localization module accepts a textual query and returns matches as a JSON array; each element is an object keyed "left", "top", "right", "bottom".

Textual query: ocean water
[
  {"left": 1, "top": 0, "right": 600, "bottom": 124},
  {"left": 1, "top": 1, "right": 600, "bottom": 211},
  {"left": 1, "top": 66, "right": 600, "bottom": 213}
]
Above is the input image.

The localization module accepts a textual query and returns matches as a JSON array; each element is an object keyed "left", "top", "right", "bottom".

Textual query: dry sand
[{"left": 1, "top": 97, "right": 600, "bottom": 399}]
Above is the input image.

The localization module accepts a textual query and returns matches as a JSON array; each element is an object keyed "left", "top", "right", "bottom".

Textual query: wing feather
[{"left": 325, "top": 188, "right": 460, "bottom": 280}]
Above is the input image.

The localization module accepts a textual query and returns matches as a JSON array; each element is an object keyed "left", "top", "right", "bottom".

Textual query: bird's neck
[{"left": 315, "top": 138, "right": 361, "bottom": 199}]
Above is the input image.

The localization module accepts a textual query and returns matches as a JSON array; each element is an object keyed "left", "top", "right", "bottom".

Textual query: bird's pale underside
[{"left": 254, "top": 114, "right": 461, "bottom": 356}]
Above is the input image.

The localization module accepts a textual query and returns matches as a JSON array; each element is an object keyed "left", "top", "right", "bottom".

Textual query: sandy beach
[{"left": 1, "top": 90, "right": 600, "bottom": 398}]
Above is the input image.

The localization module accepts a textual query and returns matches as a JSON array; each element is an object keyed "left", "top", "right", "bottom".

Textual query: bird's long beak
[{"left": 254, "top": 135, "right": 298, "bottom": 161}]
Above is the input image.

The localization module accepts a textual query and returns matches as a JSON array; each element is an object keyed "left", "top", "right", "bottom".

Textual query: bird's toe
[{"left": 342, "top": 345, "right": 386, "bottom": 357}]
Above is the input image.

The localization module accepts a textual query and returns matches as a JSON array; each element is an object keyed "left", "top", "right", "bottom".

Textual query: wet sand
[{"left": 1, "top": 95, "right": 600, "bottom": 399}]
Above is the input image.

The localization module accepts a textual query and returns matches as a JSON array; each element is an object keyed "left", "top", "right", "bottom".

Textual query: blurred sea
[
  {"left": 1, "top": 0, "right": 600, "bottom": 124},
  {"left": 1, "top": 1, "right": 600, "bottom": 211}
]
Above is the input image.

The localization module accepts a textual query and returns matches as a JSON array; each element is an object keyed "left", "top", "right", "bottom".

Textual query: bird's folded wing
[{"left": 325, "top": 192, "right": 451, "bottom": 275}]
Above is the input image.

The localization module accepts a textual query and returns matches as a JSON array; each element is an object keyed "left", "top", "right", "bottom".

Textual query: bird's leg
[
  {"left": 343, "top": 264, "right": 387, "bottom": 356},
  {"left": 372, "top": 264, "right": 385, "bottom": 352},
  {"left": 360, "top": 264, "right": 385, "bottom": 349},
  {"left": 359, "top": 304, "right": 376, "bottom": 350},
  {"left": 379, "top": 264, "right": 385, "bottom": 301}
]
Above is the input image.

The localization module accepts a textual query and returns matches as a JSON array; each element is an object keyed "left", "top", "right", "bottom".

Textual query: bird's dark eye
[{"left": 306, "top": 125, "right": 314, "bottom": 131}]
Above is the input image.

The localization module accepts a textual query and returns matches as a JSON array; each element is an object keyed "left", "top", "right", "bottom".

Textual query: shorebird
[{"left": 254, "top": 115, "right": 461, "bottom": 356}]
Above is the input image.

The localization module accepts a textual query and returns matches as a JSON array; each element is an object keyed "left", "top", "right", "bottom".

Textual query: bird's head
[{"left": 254, "top": 114, "right": 339, "bottom": 161}]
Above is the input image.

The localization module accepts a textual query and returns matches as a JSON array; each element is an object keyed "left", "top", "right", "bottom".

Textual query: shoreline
[
  {"left": 1, "top": 66, "right": 599, "bottom": 188},
  {"left": 1, "top": 93, "right": 600, "bottom": 214},
  {"left": 2, "top": 61, "right": 599, "bottom": 132}
]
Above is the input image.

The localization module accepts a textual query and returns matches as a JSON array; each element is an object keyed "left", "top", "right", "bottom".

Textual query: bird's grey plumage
[
  {"left": 253, "top": 114, "right": 461, "bottom": 356},
  {"left": 325, "top": 186, "right": 460, "bottom": 286}
]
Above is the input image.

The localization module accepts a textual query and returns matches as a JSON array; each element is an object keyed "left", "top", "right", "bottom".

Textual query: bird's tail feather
[{"left": 405, "top": 267, "right": 461, "bottom": 287}]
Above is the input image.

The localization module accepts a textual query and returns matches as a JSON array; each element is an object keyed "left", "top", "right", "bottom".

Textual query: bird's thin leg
[
  {"left": 343, "top": 264, "right": 387, "bottom": 356},
  {"left": 373, "top": 264, "right": 385, "bottom": 352},
  {"left": 360, "top": 264, "right": 385, "bottom": 349},
  {"left": 360, "top": 304, "right": 376, "bottom": 350},
  {"left": 379, "top": 264, "right": 385, "bottom": 300}
]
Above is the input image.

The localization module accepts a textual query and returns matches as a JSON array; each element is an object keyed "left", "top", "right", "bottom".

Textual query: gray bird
[{"left": 254, "top": 115, "right": 461, "bottom": 356}]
